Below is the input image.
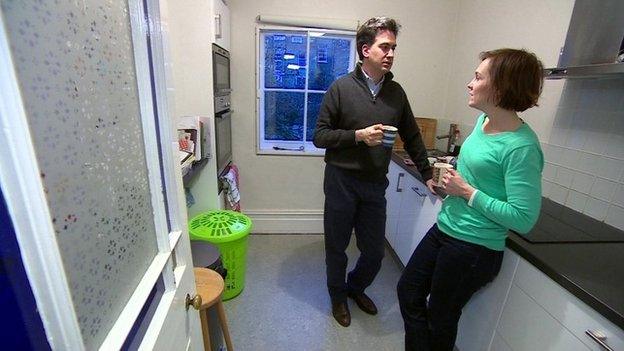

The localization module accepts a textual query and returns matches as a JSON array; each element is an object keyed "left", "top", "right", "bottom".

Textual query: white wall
[
  {"left": 443, "top": 0, "right": 575, "bottom": 142},
  {"left": 162, "top": 0, "right": 221, "bottom": 216},
  {"left": 228, "top": 0, "right": 459, "bottom": 232}
]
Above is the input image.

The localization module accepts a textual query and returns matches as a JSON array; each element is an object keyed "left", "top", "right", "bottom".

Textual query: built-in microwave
[{"left": 212, "top": 43, "right": 230, "bottom": 98}]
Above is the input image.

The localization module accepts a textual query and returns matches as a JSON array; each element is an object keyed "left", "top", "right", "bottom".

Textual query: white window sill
[{"left": 256, "top": 149, "right": 325, "bottom": 156}]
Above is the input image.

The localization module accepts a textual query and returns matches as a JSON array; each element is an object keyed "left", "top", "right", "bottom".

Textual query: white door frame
[{"left": 0, "top": 0, "right": 202, "bottom": 349}]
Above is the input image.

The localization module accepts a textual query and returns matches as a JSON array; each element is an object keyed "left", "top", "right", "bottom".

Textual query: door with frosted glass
[{"left": 0, "top": 0, "right": 202, "bottom": 350}]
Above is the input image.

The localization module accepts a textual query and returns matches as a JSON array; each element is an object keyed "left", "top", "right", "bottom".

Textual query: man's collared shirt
[{"left": 361, "top": 68, "right": 385, "bottom": 97}]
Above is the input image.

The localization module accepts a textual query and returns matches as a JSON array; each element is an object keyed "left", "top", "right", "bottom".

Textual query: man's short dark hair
[
  {"left": 479, "top": 48, "right": 544, "bottom": 112},
  {"left": 356, "top": 17, "right": 401, "bottom": 61}
]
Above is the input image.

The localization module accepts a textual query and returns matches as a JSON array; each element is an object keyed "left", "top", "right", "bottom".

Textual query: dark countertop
[
  {"left": 507, "top": 234, "right": 624, "bottom": 330},
  {"left": 390, "top": 154, "right": 624, "bottom": 330},
  {"left": 391, "top": 152, "right": 424, "bottom": 181}
]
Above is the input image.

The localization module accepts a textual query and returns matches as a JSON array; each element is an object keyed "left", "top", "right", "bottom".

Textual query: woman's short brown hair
[{"left": 480, "top": 48, "right": 544, "bottom": 112}]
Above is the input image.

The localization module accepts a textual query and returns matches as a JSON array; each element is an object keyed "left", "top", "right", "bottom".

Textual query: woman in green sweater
[{"left": 397, "top": 48, "right": 545, "bottom": 351}]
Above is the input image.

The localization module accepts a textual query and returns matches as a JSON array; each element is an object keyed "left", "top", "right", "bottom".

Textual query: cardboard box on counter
[{"left": 393, "top": 117, "right": 437, "bottom": 150}]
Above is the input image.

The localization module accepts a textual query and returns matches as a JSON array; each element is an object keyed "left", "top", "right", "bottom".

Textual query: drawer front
[
  {"left": 514, "top": 258, "right": 624, "bottom": 350},
  {"left": 497, "top": 284, "right": 590, "bottom": 351}
]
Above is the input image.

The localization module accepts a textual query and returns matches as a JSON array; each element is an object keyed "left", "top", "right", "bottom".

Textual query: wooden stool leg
[
  {"left": 216, "top": 301, "right": 234, "bottom": 351},
  {"left": 199, "top": 309, "right": 212, "bottom": 351}
]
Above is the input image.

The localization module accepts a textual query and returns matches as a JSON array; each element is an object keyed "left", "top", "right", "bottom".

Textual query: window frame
[{"left": 255, "top": 25, "right": 357, "bottom": 156}]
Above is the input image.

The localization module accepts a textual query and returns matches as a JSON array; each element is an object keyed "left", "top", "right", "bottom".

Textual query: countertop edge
[
  {"left": 507, "top": 233, "right": 624, "bottom": 330},
  {"left": 391, "top": 153, "right": 424, "bottom": 182}
]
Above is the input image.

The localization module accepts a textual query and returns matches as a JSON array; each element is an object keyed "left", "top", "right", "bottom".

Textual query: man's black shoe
[
  {"left": 347, "top": 291, "right": 378, "bottom": 315},
  {"left": 331, "top": 301, "right": 351, "bottom": 327}
]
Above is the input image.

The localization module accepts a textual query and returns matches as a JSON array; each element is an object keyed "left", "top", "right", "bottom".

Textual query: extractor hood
[
  {"left": 544, "top": 0, "right": 624, "bottom": 80},
  {"left": 545, "top": 62, "right": 624, "bottom": 79}
]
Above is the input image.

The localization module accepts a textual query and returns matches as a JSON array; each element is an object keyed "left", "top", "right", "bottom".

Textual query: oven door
[
  {"left": 212, "top": 44, "right": 230, "bottom": 96},
  {"left": 215, "top": 110, "right": 232, "bottom": 176}
]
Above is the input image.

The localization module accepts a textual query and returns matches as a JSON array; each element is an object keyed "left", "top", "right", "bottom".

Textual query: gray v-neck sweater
[{"left": 313, "top": 64, "right": 432, "bottom": 181}]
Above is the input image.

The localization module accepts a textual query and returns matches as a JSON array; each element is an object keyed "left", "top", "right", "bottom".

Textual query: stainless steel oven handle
[{"left": 585, "top": 330, "right": 613, "bottom": 351}]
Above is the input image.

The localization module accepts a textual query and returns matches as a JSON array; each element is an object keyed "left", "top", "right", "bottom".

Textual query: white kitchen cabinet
[
  {"left": 497, "top": 282, "right": 590, "bottom": 351},
  {"left": 412, "top": 184, "right": 441, "bottom": 248},
  {"left": 510, "top": 258, "right": 624, "bottom": 351},
  {"left": 490, "top": 332, "right": 513, "bottom": 351},
  {"left": 385, "top": 161, "right": 404, "bottom": 251},
  {"left": 488, "top": 256, "right": 624, "bottom": 351},
  {"left": 456, "top": 249, "right": 520, "bottom": 351},
  {"left": 394, "top": 174, "right": 426, "bottom": 264},
  {"left": 457, "top": 250, "right": 624, "bottom": 351},
  {"left": 211, "top": 0, "right": 230, "bottom": 50},
  {"left": 385, "top": 161, "right": 442, "bottom": 265}
]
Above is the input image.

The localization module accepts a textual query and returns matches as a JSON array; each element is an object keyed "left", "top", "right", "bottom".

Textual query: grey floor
[{"left": 223, "top": 234, "right": 406, "bottom": 351}]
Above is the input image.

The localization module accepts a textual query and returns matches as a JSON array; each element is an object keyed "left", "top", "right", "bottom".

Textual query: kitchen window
[{"left": 257, "top": 27, "right": 356, "bottom": 155}]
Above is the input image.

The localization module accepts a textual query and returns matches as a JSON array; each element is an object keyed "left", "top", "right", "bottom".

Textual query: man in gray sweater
[{"left": 313, "top": 16, "right": 432, "bottom": 327}]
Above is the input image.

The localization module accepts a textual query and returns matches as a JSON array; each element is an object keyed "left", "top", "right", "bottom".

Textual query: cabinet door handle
[
  {"left": 396, "top": 173, "right": 404, "bottom": 192},
  {"left": 411, "top": 187, "right": 426, "bottom": 197},
  {"left": 585, "top": 330, "right": 613, "bottom": 351},
  {"left": 215, "top": 14, "right": 222, "bottom": 39}
]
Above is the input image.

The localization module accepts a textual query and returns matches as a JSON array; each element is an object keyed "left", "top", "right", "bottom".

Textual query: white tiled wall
[{"left": 541, "top": 78, "right": 624, "bottom": 231}]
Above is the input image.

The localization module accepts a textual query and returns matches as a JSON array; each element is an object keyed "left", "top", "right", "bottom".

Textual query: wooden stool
[{"left": 194, "top": 267, "right": 234, "bottom": 351}]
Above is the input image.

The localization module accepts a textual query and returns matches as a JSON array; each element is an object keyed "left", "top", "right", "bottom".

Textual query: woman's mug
[{"left": 432, "top": 162, "right": 453, "bottom": 186}]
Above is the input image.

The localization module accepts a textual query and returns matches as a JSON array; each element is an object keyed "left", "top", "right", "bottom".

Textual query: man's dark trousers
[{"left": 323, "top": 163, "right": 389, "bottom": 303}]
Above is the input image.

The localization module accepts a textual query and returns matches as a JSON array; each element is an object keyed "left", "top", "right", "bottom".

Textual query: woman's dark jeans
[{"left": 397, "top": 224, "right": 503, "bottom": 351}]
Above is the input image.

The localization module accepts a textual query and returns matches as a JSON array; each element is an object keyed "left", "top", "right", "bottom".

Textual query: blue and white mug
[{"left": 381, "top": 125, "right": 398, "bottom": 148}]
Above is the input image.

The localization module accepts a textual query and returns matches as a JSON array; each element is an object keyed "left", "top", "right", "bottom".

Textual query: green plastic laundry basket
[{"left": 189, "top": 210, "right": 252, "bottom": 300}]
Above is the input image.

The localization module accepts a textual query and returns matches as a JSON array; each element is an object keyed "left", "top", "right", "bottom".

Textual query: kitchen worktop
[
  {"left": 390, "top": 153, "right": 624, "bottom": 330},
  {"left": 390, "top": 151, "right": 426, "bottom": 181},
  {"left": 506, "top": 234, "right": 624, "bottom": 330}
]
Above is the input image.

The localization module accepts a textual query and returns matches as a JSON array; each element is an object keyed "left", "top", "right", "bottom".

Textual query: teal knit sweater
[{"left": 437, "top": 114, "right": 544, "bottom": 251}]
